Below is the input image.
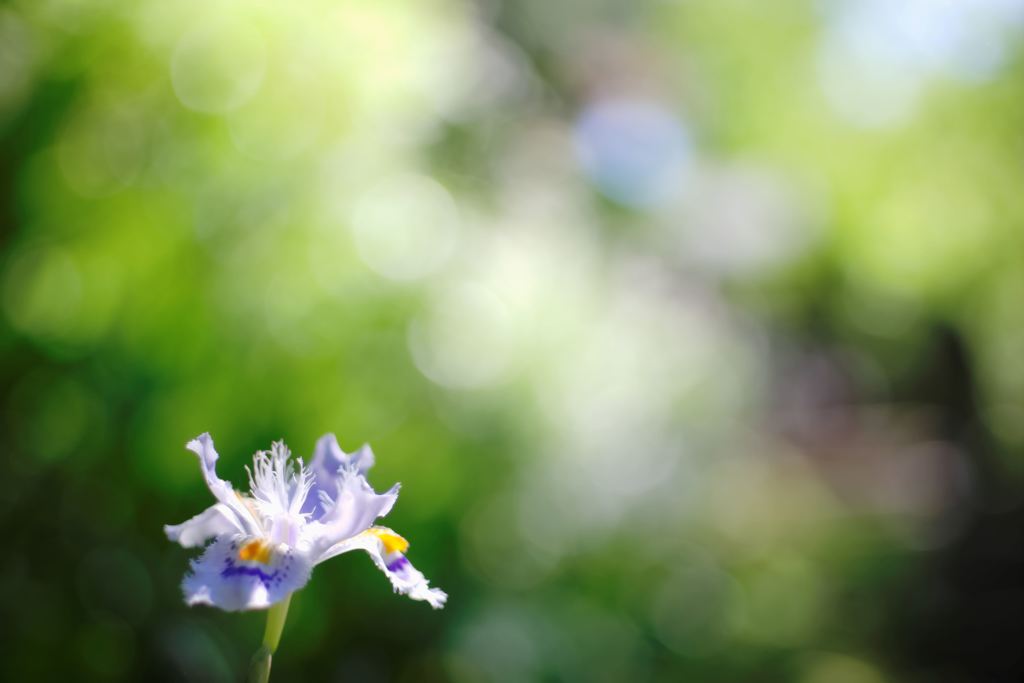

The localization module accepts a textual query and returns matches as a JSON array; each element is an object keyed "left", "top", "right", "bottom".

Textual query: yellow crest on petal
[
  {"left": 238, "top": 539, "right": 273, "bottom": 564},
  {"left": 367, "top": 527, "right": 409, "bottom": 555}
]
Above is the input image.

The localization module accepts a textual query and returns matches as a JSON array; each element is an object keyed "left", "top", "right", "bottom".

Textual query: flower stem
[
  {"left": 247, "top": 594, "right": 293, "bottom": 683},
  {"left": 263, "top": 593, "right": 292, "bottom": 654}
]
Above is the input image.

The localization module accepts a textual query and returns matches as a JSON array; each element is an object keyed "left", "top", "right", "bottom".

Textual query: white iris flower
[{"left": 165, "top": 433, "right": 447, "bottom": 611}]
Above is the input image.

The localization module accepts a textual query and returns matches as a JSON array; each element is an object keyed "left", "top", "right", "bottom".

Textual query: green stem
[
  {"left": 263, "top": 593, "right": 292, "bottom": 654},
  {"left": 247, "top": 593, "right": 293, "bottom": 683}
]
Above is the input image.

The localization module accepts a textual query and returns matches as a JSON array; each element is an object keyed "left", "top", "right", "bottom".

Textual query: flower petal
[
  {"left": 182, "top": 535, "right": 312, "bottom": 611},
  {"left": 304, "top": 434, "right": 376, "bottom": 517},
  {"left": 305, "top": 469, "right": 398, "bottom": 559},
  {"left": 322, "top": 526, "right": 447, "bottom": 609},
  {"left": 186, "top": 433, "right": 261, "bottom": 535},
  {"left": 165, "top": 503, "right": 244, "bottom": 548}
]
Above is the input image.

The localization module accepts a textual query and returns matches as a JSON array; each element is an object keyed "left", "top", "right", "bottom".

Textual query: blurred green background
[{"left": 2, "top": 0, "right": 1023, "bottom": 681}]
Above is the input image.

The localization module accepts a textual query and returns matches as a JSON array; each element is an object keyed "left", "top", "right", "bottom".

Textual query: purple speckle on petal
[
  {"left": 222, "top": 563, "right": 280, "bottom": 587},
  {"left": 386, "top": 556, "right": 409, "bottom": 573}
]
